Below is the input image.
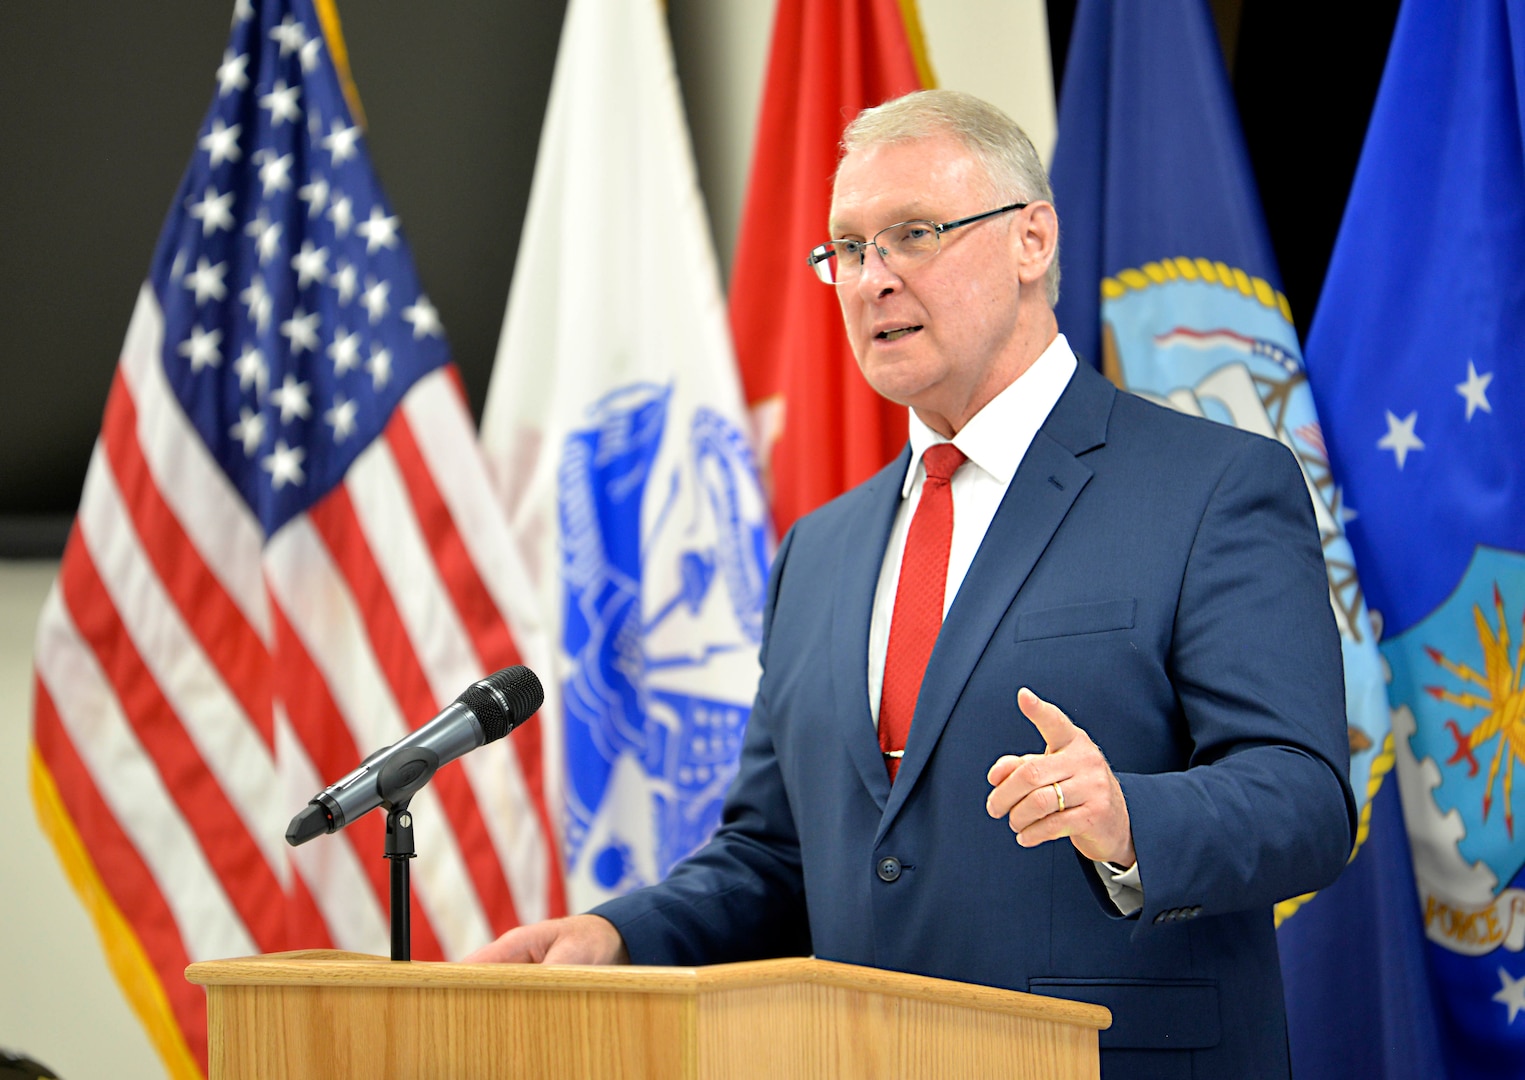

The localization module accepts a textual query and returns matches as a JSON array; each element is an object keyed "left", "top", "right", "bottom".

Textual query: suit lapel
[
  {"left": 877, "top": 364, "right": 1115, "bottom": 839},
  {"left": 830, "top": 447, "right": 909, "bottom": 811}
]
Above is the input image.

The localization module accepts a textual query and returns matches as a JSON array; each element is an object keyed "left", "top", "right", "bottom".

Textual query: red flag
[
  {"left": 29, "top": 3, "right": 561, "bottom": 1075},
  {"left": 730, "top": 0, "right": 932, "bottom": 534}
]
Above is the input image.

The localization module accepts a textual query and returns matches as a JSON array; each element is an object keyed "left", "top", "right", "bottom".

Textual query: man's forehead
[{"left": 830, "top": 134, "right": 983, "bottom": 231}]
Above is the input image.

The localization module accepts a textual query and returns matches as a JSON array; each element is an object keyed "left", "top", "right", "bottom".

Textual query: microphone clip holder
[{"left": 376, "top": 748, "right": 438, "bottom": 962}]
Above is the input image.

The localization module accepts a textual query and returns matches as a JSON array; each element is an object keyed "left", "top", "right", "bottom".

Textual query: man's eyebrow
[{"left": 829, "top": 207, "right": 933, "bottom": 237}]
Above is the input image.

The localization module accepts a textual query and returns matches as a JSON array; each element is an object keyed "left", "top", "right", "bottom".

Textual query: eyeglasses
[{"left": 806, "top": 202, "right": 1028, "bottom": 285}]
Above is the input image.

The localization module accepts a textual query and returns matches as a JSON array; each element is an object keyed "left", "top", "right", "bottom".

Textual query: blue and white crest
[
  {"left": 1102, "top": 264, "right": 1393, "bottom": 879},
  {"left": 557, "top": 382, "right": 770, "bottom": 907}
]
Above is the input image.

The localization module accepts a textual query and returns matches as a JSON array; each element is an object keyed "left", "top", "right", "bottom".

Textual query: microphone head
[{"left": 459, "top": 665, "right": 545, "bottom": 743}]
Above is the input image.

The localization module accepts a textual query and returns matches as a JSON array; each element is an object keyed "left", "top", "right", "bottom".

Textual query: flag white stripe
[
  {"left": 349, "top": 418, "right": 553, "bottom": 926},
  {"left": 75, "top": 442, "right": 287, "bottom": 875},
  {"left": 345, "top": 433, "right": 478, "bottom": 703},
  {"left": 117, "top": 286, "right": 272, "bottom": 645},
  {"left": 402, "top": 373, "right": 564, "bottom": 870},
  {"left": 35, "top": 586, "right": 257, "bottom": 962},
  {"left": 401, "top": 373, "right": 557, "bottom": 663},
  {"left": 462, "top": 742, "right": 550, "bottom": 926},
  {"left": 263, "top": 515, "right": 492, "bottom": 957}
]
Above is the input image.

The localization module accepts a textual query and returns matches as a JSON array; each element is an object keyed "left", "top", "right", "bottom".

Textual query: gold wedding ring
[{"left": 1052, "top": 781, "right": 1066, "bottom": 814}]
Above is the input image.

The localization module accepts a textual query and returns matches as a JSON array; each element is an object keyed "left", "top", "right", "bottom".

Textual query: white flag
[{"left": 480, "top": 0, "right": 771, "bottom": 912}]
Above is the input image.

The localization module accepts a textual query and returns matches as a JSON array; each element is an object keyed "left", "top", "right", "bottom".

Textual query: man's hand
[
  {"left": 985, "top": 687, "right": 1136, "bottom": 868},
  {"left": 461, "top": 914, "right": 631, "bottom": 965}
]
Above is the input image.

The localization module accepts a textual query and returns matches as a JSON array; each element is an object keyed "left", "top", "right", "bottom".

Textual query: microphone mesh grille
[{"left": 461, "top": 666, "right": 544, "bottom": 743}]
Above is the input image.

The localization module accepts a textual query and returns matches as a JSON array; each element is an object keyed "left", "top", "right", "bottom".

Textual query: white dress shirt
[{"left": 864, "top": 333, "right": 1143, "bottom": 914}]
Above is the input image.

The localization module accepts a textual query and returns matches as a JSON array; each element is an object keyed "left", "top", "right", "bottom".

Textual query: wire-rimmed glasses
[{"left": 806, "top": 202, "right": 1028, "bottom": 285}]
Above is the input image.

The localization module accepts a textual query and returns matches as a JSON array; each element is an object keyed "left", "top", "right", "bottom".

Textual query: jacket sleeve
[{"left": 1117, "top": 435, "right": 1357, "bottom": 932}]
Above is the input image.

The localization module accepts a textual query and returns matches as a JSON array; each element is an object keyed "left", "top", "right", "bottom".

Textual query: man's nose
[{"left": 856, "top": 243, "right": 900, "bottom": 296}]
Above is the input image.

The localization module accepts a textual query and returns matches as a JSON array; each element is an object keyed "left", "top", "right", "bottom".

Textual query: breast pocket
[{"left": 1015, "top": 599, "right": 1136, "bottom": 641}]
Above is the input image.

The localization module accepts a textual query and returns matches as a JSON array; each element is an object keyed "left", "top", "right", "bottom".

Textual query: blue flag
[
  {"left": 1304, "top": 0, "right": 1525, "bottom": 1074},
  {"left": 1049, "top": 2, "right": 1421, "bottom": 1073}
]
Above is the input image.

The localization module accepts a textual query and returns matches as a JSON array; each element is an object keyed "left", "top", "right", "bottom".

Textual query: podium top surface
[{"left": 186, "top": 952, "right": 1110, "bottom": 1031}]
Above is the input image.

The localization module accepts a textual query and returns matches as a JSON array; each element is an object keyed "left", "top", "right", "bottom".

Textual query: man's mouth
[{"left": 876, "top": 325, "right": 922, "bottom": 342}]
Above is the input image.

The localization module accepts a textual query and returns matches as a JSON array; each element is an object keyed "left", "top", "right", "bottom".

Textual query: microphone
[{"left": 286, "top": 665, "right": 544, "bottom": 847}]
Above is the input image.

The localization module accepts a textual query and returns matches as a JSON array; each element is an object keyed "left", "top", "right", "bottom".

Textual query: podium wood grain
[{"left": 186, "top": 951, "right": 1110, "bottom": 1079}]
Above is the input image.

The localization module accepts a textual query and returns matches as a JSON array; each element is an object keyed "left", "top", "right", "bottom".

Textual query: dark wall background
[
  {"left": 1, "top": 1, "right": 1399, "bottom": 553},
  {"left": 1046, "top": 0, "right": 1404, "bottom": 336},
  {"left": 0, "top": 1, "right": 565, "bottom": 549}
]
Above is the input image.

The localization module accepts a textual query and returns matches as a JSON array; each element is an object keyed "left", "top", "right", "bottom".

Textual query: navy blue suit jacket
[{"left": 595, "top": 362, "right": 1355, "bottom": 1078}]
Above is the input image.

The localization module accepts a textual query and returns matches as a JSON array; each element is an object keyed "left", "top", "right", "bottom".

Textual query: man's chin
[{"left": 858, "top": 349, "right": 931, "bottom": 399}]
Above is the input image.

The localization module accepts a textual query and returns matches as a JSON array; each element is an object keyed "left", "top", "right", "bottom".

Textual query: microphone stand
[
  {"left": 374, "top": 748, "right": 439, "bottom": 962},
  {"left": 384, "top": 804, "right": 416, "bottom": 962}
]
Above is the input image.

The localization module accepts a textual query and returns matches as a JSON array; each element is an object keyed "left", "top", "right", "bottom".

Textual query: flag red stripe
[
  {"left": 57, "top": 529, "right": 287, "bottom": 953},
  {"left": 306, "top": 483, "right": 522, "bottom": 940},
  {"left": 377, "top": 419, "right": 532, "bottom": 931},
  {"left": 281, "top": 865, "right": 338, "bottom": 951},
  {"left": 385, "top": 413, "right": 568, "bottom": 923},
  {"left": 99, "top": 370, "right": 275, "bottom": 748},
  {"left": 269, "top": 599, "right": 447, "bottom": 960},
  {"left": 32, "top": 677, "right": 209, "bottom": 1072},
  {"left": 383, "top": 414, "right": 524, "bottom": 673}
]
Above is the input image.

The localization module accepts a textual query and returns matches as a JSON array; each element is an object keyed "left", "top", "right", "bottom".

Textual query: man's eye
[
  {"left": 837, "top": 240, "right": 866, "bottom": 257},
  {"left": 901, "top": 226, "right": 933, "bottom": 242}
]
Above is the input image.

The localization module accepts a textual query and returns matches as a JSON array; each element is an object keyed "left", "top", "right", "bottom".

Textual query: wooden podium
[{"left": 187, "top": 951, "right": 1111, "bottom": 1079}]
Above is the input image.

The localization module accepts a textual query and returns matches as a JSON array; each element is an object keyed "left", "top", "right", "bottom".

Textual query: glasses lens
[
  {"left": 811, "top": 240, "right": 867, "bottom": 284},
  {"left": 882, "top": 221, "right": 939, "bottom": 261},
  {"left": 810, "top": 243, "right": 841, "bottom": 284}
]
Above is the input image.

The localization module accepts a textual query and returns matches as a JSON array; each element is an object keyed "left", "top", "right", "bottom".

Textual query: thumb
[{"left": 1017, "top": 687, "right": 1077, "bottom": 752}]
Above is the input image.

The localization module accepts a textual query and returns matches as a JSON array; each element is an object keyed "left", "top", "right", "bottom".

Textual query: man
[{"left": 468, "top": 90, "right": 1355, "bottom": 1078}]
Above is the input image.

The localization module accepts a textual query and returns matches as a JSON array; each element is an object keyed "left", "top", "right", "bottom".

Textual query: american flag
[{"left": 28, "top": 1, "right": 563, "bottom": 1075}]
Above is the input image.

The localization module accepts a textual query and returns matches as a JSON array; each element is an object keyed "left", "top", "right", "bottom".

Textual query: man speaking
[{"left": 467, "top": 90, "right": 1355, "bottom": 1079}]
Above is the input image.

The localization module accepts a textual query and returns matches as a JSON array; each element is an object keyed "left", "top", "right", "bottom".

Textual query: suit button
[{"left": 876, "top": 857, "right": 902, "bottom": 882}]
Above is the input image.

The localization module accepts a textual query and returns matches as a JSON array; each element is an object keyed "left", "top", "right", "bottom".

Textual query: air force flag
[
  {"left": 479, "top": 0, "right": 770, "bottom": 910},
  {"left": 1304, "top": 0, "right": 1525, "bottom": 1073}
]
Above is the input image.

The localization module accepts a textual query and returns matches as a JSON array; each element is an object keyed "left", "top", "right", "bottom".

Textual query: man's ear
[{"left": 1014, "top": 202, "right": 1058, "bottom": 286}]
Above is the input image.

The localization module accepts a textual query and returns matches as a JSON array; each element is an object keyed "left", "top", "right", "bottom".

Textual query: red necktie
[{"left": 879, "top": 443, "right": 966, "bottom": 780}]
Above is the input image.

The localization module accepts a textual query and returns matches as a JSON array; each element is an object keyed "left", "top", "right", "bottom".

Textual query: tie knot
[{"left": 922, "top": 443, "right": 967, "bottom": 484}]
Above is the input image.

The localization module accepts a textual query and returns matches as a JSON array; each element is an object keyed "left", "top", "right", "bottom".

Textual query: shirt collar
[{"left": 902, "top": 333, "right": 1080, "bottom": 497}]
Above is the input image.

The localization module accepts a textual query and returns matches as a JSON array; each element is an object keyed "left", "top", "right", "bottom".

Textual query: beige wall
[
  {"left": 0, "top": 4, "right": 1054, "bottom": 1075},
  {"left": 0, "top": 561, "right": 163, "bottom": 1078}
]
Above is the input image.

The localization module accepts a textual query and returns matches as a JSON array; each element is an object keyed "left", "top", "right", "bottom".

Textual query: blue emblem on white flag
[
  {"left": 480, "top": 0, "right": 771, "bottom": 911},
  {"left": 558, "top": 384, "right": 768, "bottom": 896}
]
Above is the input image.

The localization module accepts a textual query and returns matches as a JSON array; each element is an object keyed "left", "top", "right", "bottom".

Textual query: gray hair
[{"left": 840, "top": 89, "right": 1059, "bottom": 306}]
